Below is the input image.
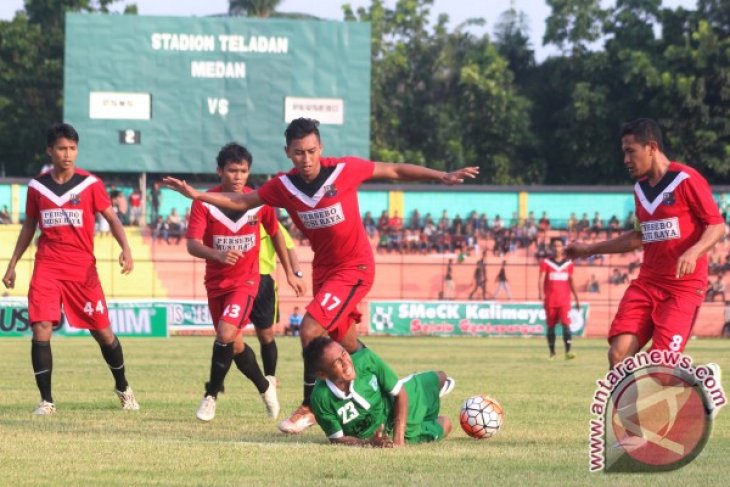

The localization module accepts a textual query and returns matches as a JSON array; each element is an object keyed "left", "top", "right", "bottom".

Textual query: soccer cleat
[
  {"left": 439, "top": 376, "right": 456, "bottom": 398},
  {"left": 115, "top": 387, "right": 140, "bottom": 411},
  {"left": 197, "top": 395, "right": 217, "bottom": 422},
  {"left": 277, "top": 404, "right": 315, "bottom": 434},
  {"left": 260, "top": 376, "right": 281, "bottom": 419},
  {"left": 548, "top": 353, "right": 556, "bottom": 361},
  {"left": 32, "top": 400, "right": 56, "bottom": 416},
  {"left": 565, "top": 352, "right": 576, "bottom": 360}
]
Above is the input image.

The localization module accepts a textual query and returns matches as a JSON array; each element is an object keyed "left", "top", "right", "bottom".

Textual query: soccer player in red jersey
[
  {"left": 567, "top": 119, "right": 725, "bottom": 368},
  {"left": 2, "top": 123, "right": 138, "bottom": 414},
  {"left": 164, "top": 117, "right": 479, "bottom": 433},
  {"left": 538, "top": 238, "right": 579, "bottom": 360},
  {"left": 185, "top": 143, "right": 305, "bottom": 422}
]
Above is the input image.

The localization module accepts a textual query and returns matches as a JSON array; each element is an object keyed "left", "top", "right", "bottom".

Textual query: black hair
[
  {"left": 620, "top": 118, "right": 664, "bottom": 152},
  {"left": 216, "top": 142, "right": 252, "bottom": 170},
  {"left": 285, "top": 118, "right": 320, "bottom": 147},
  {"left": 302, "top": 336, "right": 334, "bottom": 374},
  {"left": 47, "top": 123, "right": 79, "bottom": 147},
  {"left": 550, "top": 237, "right": 565, "bottom": 246}
]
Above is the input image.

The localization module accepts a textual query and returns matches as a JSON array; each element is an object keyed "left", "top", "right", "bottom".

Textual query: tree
[
  {"left": 0, "top": 1, "right": 134, "bottom": 176},
  {"left": 229, "top": 0, "right": 282, "bottom": 17}
]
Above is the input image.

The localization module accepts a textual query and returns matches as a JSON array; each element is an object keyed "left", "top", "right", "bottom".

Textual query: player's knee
[
  {"left": 31, "top": 321, "right": 53, "bottom": 341},
  {"left": 435, "top": 371, "right": 448, "bottom": 387},
  {"left": 256, "top": 327, "right": 275, "bottom": 344}
]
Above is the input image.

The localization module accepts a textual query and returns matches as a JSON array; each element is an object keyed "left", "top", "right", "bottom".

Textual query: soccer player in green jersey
[{"left": 304, "top": 336, "right": 454, "bottom": 447}]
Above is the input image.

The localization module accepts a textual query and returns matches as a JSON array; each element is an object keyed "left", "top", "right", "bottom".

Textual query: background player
[
  {"left": 185, "top": 143, "right": 305, "bottom": 421},
  {"left": 164, "top": 117, "right": 478, "bottom": 434},
  {"left": 567, "top": 118, "right": 725, "bottom": 367},
  {"left": 304, "top": 336, "right": 454, "bottom": 447},
  {"left": 2, "top": 123, "right": 138, "bottom": 414},
  {"left": 538, "top": 238, "right": 579, "bottom": 360}
]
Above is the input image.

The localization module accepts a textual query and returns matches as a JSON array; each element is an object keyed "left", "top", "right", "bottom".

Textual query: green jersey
[
  {"left": 310, "top": 348, "right": 400, "bottom": 439},
  {"left": 311, "top": 349, "right": 445, "bottom": 444}
]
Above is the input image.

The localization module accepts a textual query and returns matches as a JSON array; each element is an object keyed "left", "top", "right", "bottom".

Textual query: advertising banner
[
  {"left": 0, "top": 299, "right": 168, "bottom": 337},
  {"left": 369, "top": 300, "right": 589, "bottom": 337}
]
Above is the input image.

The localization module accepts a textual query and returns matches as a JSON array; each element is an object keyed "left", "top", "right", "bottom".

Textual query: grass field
[{"left": 0, "top": 336, "right": 728, "bottom": 486}]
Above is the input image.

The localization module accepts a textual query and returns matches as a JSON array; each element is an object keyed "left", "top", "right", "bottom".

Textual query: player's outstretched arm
[
  {"left": 162, "top": 177, "right": 263, "bottom": 211},
  {"left": 2, "top": 217, "right": 38, "bottom": 289},
  {"left": 101, "top": 207, "right": 133, "bottom": 274},
  {"left": 371, "top": 162, "right": 479, "bottom": 185},
  {"left": 566, "top": 230, "right": 642, "bottom": 259}
]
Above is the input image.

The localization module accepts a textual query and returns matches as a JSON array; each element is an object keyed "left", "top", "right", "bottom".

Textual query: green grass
[{"left": 0, "top": 337, "right": 728, "bottom": 486}]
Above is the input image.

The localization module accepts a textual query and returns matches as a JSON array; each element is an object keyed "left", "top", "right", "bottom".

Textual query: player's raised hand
[
  {"left": 287, "top": 272, "right": 307, "bottom": 297},
  {"left": 442, "top": 166, "right": 479, "bottom": 185},
  {"left": 217, "top": 250, "right": 242, "bottom": 266},
  {"left": 119, "top": 248, "right": 134, "bottom": 274},
  {"left": 2, "top": 266, "right": 15, "bottom": 289},
  {"left": 162, "top": 177, "right": 199, "bottom": 200}
]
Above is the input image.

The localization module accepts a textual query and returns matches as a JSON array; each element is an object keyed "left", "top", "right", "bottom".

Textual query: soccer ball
[{"left": 459, "top": 394, "right": 504, "bottom": 439}]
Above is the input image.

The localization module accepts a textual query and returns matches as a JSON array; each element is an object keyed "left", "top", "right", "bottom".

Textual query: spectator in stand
[
  {"left": 568, "top": 212, "right": 578, "bottom": 236},
  {"left": 624, "top": 210, "right": 638, "bottom": 231},
  {"left": 109, "top": 185, "right": 129, "bottom": 225},
  {"left": 577, "top": 213, "right": 590, "bottom": 236},
  {"left": 166, "top": 208, "right": 183, "bottom": 245},
  {"left": 477, "top": 213, "right": 489, "bottom": 238},
  {"left": 389, "top": 211, "right": 403, "bottom": 232},
  {"left": 438, "top": 210, "right": 450, "bottom": 233},
  {"left": 149, "top": 181, "right": 162, "bottom": 223},
  {"left": 0, "top": 205, "right": 11, "bottom": 224},
  {"left": 409, "top": 209, "right": 422, "bottom": 230},
  {"left": 377, "top": 210, "right": 389, "bottom": 234},
  {"left": 153, "top": 215, "right": 169, "bottom": 243},
  {"left": 129, "top": 187, "right": 142, "bottom": 226},
  {"left": 538, "top": 212, "right": 550, "bottom": 235},
  {"left": 628, "top": 256, "right": 642, "bottom": 275},
  {"left": 706, "top": 274, "right": 726, "bottom": 302},
  {"left": 509, "top": 212, "right": 520, "bottom": 229},
  {"left": 467, "top": 211, "right": 479, "bottom": 235},
  {"left": 607, "top": 215, "right": 620, "bottom": 238},
  {"left": 610, "top": 267, "right": 629, "bottom": 285},
  {"left": 362, "top": 211, "right": 377, "bottom": 238},
  {"left": 535, "top": 237, "right": 550, "bottom": 261},
  {"left": 586, "top": 274, "right": 600, "bottom": 293},
  {"left": 452, "top": 214, "right": 463, "bottom": 236},
  {"left": 492, "top": 214, "right": 503, "bottom": 234},
  {"left": 591, "top": 212, "right": 603, "bottom": 237}
]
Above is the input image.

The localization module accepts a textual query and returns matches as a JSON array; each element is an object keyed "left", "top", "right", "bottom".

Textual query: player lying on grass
[
  {"left": 303, "top": 336, "right": 455, "bottom": 447},
  {"left": 164, "top": 117, "right": 478, "bottom": 435}
]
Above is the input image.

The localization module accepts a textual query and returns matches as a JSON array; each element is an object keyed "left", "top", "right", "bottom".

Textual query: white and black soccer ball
[{"left": 460, "top": 394, "right": 504, "bottom": 439}]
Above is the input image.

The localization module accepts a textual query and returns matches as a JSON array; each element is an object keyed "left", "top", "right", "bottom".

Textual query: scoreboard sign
[{"left": 63, "top": 14, "right": 371, "bottom": 174}]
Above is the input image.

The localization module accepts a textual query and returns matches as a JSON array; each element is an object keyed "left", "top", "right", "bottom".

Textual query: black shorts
[{"left": 250, "top": 274, "right": 278, "bottom": 329}]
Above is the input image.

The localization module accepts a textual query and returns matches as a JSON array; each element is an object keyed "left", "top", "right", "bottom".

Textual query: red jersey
[
  {"left": 26, "top": 168, "right": 111, "bottom": 281},
  {"left": 634, "top": 162, "right": 723, "bottom": 290},
  {"left": 257, "top": 156, "right": 375, "bottom": 281},
  {"left": 540, "top": 258, "right": 574, "bottom": 308},
  {"left": 186, "top": 186, "right": 278, "bottom": 296}
]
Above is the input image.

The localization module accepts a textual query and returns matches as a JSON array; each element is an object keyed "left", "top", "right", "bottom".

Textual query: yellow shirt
[{"left": 259, "top": 222, "right": 294, "bottom": 275}]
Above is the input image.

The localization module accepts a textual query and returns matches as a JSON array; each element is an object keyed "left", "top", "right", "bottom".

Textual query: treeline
[{"left": 1, "top": 0, "right": 728, "bottom": 184}]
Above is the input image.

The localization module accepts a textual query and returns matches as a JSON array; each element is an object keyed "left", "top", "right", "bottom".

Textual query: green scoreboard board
[{"left": 63, "top": 14, "right": 371, "bottom": 174}]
